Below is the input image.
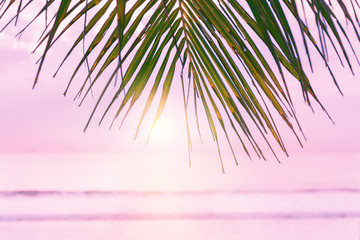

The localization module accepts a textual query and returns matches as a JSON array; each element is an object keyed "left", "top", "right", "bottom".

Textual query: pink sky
[
  {"left": 0, "top": 5, "right": 359, "bottom": 191},
  {"left": 0, "top": 27, "right": 359, "bottom": 155}
]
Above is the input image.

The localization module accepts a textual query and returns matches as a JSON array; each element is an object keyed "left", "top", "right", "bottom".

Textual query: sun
[{"left": 147, "top": 118, "right": 174, "bottom": 145}]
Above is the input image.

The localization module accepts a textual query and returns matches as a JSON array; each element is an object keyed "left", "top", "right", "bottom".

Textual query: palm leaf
[{"left": 1, "top": 0, "right": 359, "bottom": 169}]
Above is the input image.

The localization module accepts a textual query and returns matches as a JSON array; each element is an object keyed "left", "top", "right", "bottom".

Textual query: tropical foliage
[{"left": 1, "top": 0, "right": 359, "bottom": 170}]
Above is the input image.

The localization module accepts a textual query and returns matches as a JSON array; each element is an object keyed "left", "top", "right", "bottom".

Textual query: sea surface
[
  {"left": 1, "top": 153, "right": 360, "bottom": 239},
  {"left": 1, "top": 189, "right": 360, "bottom": 240}
]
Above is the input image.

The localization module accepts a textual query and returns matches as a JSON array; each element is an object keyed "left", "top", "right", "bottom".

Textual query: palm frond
[{"left": 1, "top": 0, "right": 359, "bottom": 169}]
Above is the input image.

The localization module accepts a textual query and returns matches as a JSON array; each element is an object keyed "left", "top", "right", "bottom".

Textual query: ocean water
[
  {"left": 1, "top": 153, "right": 360, "bottom": 239},
  {"left": 1, "top": 189, "right": 360, "bottom": 240}
]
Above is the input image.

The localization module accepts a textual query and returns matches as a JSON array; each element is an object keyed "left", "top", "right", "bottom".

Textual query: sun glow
[{"left": 147, "top": 118, "right": 175, "bottom": 145}]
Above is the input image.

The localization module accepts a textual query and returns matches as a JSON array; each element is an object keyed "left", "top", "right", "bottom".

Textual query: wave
[
  {"left": 1, "top": 188, "right": 360, "bottom": 197},
  {"left": 1, "top": 211, "right": 360, "bottom": 222},
  {"left": 1, "top": 189, "right": 359, "bottom": 222}
]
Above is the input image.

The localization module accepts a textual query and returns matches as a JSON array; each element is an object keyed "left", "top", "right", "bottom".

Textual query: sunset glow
[{"left": 147, "top": 118, "right": 175, "bottom": 145}]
